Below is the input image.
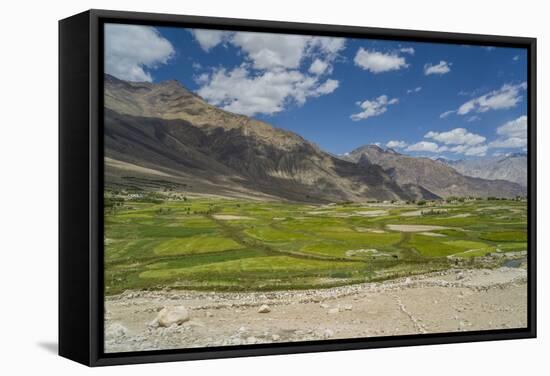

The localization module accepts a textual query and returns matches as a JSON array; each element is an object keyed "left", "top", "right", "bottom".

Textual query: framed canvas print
[{"left": 59, "top": 9, "right": 536, "bottom": 366}]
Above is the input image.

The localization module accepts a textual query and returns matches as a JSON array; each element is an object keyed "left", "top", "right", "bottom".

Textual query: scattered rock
[
  {"left": 206, "top": 311, "right": 213, "bottom": 318},
  {"left": 343, "top": 305, "right": 353, "bottom": 311},
  {"left": 323, "top": 329, "right": 334, "bottom": 338},
  {"left": 258, "top": 304, "right": 271, "bottom": 313},
  {"left": 155, "top": 306, "right": 190, "bottom": 327},
  {"left": 328, "top": 308, "right": 340, "bottom": 314},
  {"left": 272, "top": 334, "right": 281, "bottom": 341},
  {"left": 320, "top": 303, "right": 329, "bottom": 309},
  {"left": 106, "top": 322, "right": 128, "bottom": 338}
]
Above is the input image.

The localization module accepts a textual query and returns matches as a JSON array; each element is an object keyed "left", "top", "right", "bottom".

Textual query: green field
[{"left": 104, "top": 194, "right": 527, "bottom": 295}]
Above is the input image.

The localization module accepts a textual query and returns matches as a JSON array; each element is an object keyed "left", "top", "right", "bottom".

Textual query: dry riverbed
[{"left": 104, "top": 267, "right": 527, "bottom": 353}]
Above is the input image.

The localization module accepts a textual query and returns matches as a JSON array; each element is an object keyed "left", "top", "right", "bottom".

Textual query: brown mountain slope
[
  {"left": 104, "top": 75, "right": 433, "bottom": 203},
  {"left": 344, "top": 145, "right": 526, "bottom": 198}
]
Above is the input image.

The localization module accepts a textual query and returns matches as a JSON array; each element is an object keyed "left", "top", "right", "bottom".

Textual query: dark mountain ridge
[{"left": 104, "top": 74, "right": 525, "bottom": 202}]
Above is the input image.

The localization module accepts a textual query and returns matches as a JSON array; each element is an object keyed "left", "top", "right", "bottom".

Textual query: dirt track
[{"left": 104, "top": 267, "right": 527, "bottom": 353}]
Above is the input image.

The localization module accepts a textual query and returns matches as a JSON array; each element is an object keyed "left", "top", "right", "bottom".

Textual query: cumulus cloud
[
  {"left": 350, "top": 95, "right": 399, "bottom": 121},
  {"left": 425, "top": 128, "right": 486, "bottom": 146},
  {"left": 193, "top": 32, "right": 345, "bottom": 116},
  {"left": 488, "top": 116, "right": 527, "bottom": 149},
  {"left": 105, "top": 24, "right": 174, "bottom": 82},
  {"left": 457, "top": 82, "right": 527, "bottom": 115},
  {"left": 449, "top": 144, "right": 488, "bottom": 156},
  {"left": 197, "top": 66, "right": 339, "bottom": 116},
  {"left": 353, "top": 48, "right": 408, "bottom": 73},
  {"left": 424, "top": 61, "right": 451, "bottom": 75},
  {"left": 497, "top": 115, "right": 527, "bottom": 139},
  {"left": 309, "top": 59, "right": 329, "bottom": 75},
  {"left": 406, "top": 141, "right": 448, "bottom": 153},
  {"left": 190, "top": 29, "right": 231, "bottom": 51},
  {"left": 386, "top": 140, "right": 408, "bottom": 149},
  {"left": 231, "top": 32, "right": 310, "bottom": 70}
]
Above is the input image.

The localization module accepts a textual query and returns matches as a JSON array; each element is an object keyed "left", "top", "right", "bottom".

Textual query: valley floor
[{"left": 104, "top": 266, "right": 527, "bottom": 353}]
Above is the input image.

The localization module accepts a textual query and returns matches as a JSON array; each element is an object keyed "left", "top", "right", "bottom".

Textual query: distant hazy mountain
[
  {"left": 342, "top": 145, "right": 526, "bottom": 198},
  {"left": 103, "top": 75, "right": 434, "bottom": 203},
  {"left": 442, "top": 153, "right": 527, "bottom": 187}
]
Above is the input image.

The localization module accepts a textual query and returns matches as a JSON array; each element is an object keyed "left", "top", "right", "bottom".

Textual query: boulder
[
  {"left": 155, "top": 306, "right": 190, "bottom": 327},
  {"left": 258, "top": 304, "right": 271, "bottom": 313}
]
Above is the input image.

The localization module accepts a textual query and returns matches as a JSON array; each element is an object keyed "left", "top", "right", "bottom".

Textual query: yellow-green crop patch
[
  {"left": 154, "top": 235, "right": 243, "bottom": 256},
  {"left": 480, "top": 231, "right": 527, "bottom": 242},
  {"left": 140, "top": 255, "right": 358, "bottom": 279},
  {"left": 443, "top": 240, "right": 490, "bottom": 250}
]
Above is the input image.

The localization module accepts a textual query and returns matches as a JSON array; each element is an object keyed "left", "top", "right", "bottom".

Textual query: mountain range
[
  {"left": 104, "top": 74, "right": 526, "bottom": 203},
  {"left": 440, "top": 153, "right": 527, "bottom": 187}
]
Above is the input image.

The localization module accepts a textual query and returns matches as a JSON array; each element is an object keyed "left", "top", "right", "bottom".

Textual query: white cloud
[
  {"left": 425, "top": 128, "right": 486, "bottom": 146},
  {"left": 424, "top": 61, "right": 451, "bottom": 75},
  {"left": 231, "top": 32, "right": 311, "bottom": 70},
  {"left": 190, "top": 29, "right": 230, "bottom": 51},
  {"left": 406, "top": 141, "right": 448, "bottom": 153},
  {"left": 309, "top": 59, "right": 329, "bottom": 75},
  {"left": 315, "top": 79, "right": 339, "bottom": 95},
  {"left": 457, "top": 82, "right": 527, "bottom": 115},
  {"left": 496, "top": 115, "right": 527, "bottom": 139},
  {"left": 449, "top": 144, "right": 488, "bottom": 156},
  {"left": 400, "top": 47, "right": 415, "bottom": 55},
  {"left": 353, "top": 48, "right": 408, "bottom": 73},
  {"left": 489, "top": 137, "right": 527, "bottom": 149},
  {"left": 309, "top": 36, "right": 346, "bottom": 56},
  {"left": 386, "top": 140, "right": 408, "bottom": 149},
  {"left": 194, "top": 33, "right": 345, "bottom": 116},
  {"left": 194, "top": 72, "right": 210, "bottom": 85},
  {"left": 513, "top": 55, "right": 520, "bottom": 61},
  {"left": 488, "top": 116, "right": 527, "bottom": 149},
  {"left": 350, "top": 95, "right": 399, "bottom": 121},
  {"left": 467, "top": 115, "right": 481, "bottom": 122},
  {"left": 197, "top": 66, "right": 339, "bottom": 116},
  {"left": 407, "top": 86, "right": 422, "bottom": 94},
  {"left": 105, "top": 24, "right": 174, "bottom": 82},
  {"left": 439, "top": 110, "right": 455, "bottom": 119}
]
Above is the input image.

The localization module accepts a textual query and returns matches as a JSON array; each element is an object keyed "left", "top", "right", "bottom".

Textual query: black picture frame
[{"left": 59, "top": 9, "right": 537, "bottom": 367}]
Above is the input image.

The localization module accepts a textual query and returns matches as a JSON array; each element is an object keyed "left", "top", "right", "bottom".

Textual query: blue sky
[{"left": 105, "top": 23, "right": 528, "bottom": 159}]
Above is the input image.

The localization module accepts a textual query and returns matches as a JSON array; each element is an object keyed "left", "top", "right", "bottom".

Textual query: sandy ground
[
  {"left": 104, "top": 267, "right": 527, "bottom": 353},
  {"left": 386, "top": 224, "right": 450, "bottom": 232}
]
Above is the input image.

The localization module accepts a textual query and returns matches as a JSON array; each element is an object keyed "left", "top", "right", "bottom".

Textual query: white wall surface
[{"left": 0, "top": 0, "right": 547, "bottom": 374}]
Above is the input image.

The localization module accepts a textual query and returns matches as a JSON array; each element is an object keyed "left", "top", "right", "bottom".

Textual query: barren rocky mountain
[
  {"left": 343, "top": 145, "right": 526, "bottom": 198},
  {"left": 104, "top": 75, "right": 525, "bottom": 202},
  {"left": 443, "top": 153, "right": 527, "bottom": 187},
  {"left": 104, "top": 75, "right": 434, "bottom": 203}
]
